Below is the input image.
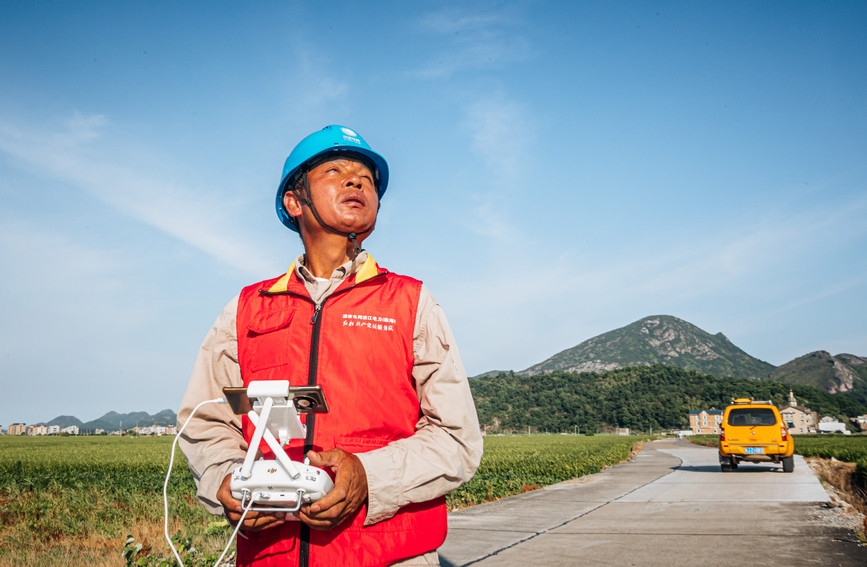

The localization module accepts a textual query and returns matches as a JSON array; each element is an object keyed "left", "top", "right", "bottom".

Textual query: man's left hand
[{"left": 296, "top": 448, "right": 368, "bottom": 530}]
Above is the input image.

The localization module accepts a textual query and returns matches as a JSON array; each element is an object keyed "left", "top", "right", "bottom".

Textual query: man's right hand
[{"left": 217, "top": 472, "right": 288, "bottom": 532}]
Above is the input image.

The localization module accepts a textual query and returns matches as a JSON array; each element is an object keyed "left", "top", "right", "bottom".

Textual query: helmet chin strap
[{"left": 292, "top": 170, "right": 374, "bottom": 256}]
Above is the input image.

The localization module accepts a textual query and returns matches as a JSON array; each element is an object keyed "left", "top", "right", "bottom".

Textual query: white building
[
  {"left": 28, "top": 424, "right": 48, "bottom": 436},
  {"left": 131, "top": 424, "right": 177, "bottom": 436},
  {"left": 818, "top": 416, "right": 849, "bottom": 434},
  {"left": 61, "top": 425, "right": 79, "bottom": 435},
  {"left": 47, "top": 425, "right": 60, "bottom": 434}
]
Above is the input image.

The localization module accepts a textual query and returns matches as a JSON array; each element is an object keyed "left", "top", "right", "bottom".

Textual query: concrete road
[{"left": 439, "top": 439, "right": 865, "bottom": 566}]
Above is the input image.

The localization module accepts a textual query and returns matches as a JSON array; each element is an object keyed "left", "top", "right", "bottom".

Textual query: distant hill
[
  {"left": 769, "top": 352, "right": 867, "bottom": 406},
  {"left": 520, "top": 315, "right": 776, "bottom": 380},
  {"left": 39, "top": 409, "right": 178, "bottom": 432},
  {"left": 45, "top": 415, "right": 83, "bottom": 428},
  {"left": 93, "top": 411, "right": 154, "bottom": 428},
  {"left": 471, "top": 370, "right": 511, "bottom": 379}
]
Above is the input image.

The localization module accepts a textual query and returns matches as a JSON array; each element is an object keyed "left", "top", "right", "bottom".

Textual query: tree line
[{"left": 470, "top": 365, "right": 867, "bottom": 434}]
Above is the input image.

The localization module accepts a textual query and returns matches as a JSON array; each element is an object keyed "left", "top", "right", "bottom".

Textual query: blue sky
[{"left": 1, "top": 1, "right": 865, "bottom": 425}]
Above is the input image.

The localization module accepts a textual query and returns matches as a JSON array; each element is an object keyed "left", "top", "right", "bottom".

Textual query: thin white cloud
[
  {"left": 412, "top": 8, "right": 533, "bottom": 79},
  {"left": 419, "top": 12, "right": 505, "bottom": 34},
  {"left": 0, "top": 215, "right": 193, "bottom": 424},
  {"left": 458, "top": 95, "right": 535, "bottom": 243},
  {"left": 463, "top": 96, "right": 532, "bottom": 182},
  {"left": 626, "top": 195, "right": 867, "bottom": 301},
  {"left": 0, "top": 115, "right": 275, "bottom": 277},
  {"left": 283, "top": 46, "right": 350, "bottom": 120},
  {"left": 770, "top": 280, "right": 866, "bottom": 315},
  {"left": 442, "top": 192, "right": 867, "bottom": 373},
  {"left": 0, "top": 217, "right": 123, "bottom": 299}
]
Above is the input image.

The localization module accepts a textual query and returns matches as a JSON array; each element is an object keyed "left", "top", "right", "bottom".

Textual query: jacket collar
[{"left": 265, "top": 253, "right": 381, "bottom": 293}]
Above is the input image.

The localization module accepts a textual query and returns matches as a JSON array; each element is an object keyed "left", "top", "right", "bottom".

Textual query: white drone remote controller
[{"left": 224, "top": 381, "right": 334, "bottom": 512}]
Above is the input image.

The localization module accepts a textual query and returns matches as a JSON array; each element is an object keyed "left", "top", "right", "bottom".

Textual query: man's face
[{"left": 284, "top": 157, "right": 379, "bottom": 238}]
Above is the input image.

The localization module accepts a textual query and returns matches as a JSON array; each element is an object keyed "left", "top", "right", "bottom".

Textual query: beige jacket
[{"left": 177, "top": 252, "right": 483, "bottom": 527}]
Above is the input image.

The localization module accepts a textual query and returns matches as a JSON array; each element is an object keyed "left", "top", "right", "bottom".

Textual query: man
[{"left": 178, "top": 125, "right": 483, "bottom": 567}]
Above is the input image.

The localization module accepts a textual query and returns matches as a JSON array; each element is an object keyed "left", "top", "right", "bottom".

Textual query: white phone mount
[{"left": 229, "top": 380, "right": 334, "bottom": 512}]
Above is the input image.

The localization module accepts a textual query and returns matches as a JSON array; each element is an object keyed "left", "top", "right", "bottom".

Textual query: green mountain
[
  {"left": 471, "top": 365, "right": 867, "bottom": 433},
  {"left": 769, "top": 352, "right": 867, "bottom": 406},
  {"left": 44, "top": 415, "right": 83, "bottom": 428},
  {"left": 80, "top": 410, "right": 177, "bottom": 431},
  {"left": 520, "top": 315, "right": 775, "bottom": 380},
  {"left": 39, "top": 409, "right": 178, "bottom": 432}
]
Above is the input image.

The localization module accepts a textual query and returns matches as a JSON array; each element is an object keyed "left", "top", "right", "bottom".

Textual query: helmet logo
[{"left": 340, "top": 127, "right": 357, "bottom": 137}]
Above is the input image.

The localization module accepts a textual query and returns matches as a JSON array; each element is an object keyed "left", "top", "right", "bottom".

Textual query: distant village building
[
  {"left": 851, "top": 415, "right": 867, "bottom": 431},
  {"left": 615, "top": 428, "right": 630, "bottom": 436},
  {"left": 60, "top": 425, "right": 79, "bottom": 435},
  {"left": 9, "top": 423, "right": 27, "bottom": 436},
  {"left": 95, "top": 428, "right": 105, "bottom": 435},
  {"left": 47, "top": 425, "right": 60, "bottom": 435},
  {"left": 688, "top": 409, "right": 723, "bottom": 435},
  {"left": 778, "top": 390, "right": 817, "bottom": 434},
  {"left": 131, "top": 424, "right": 178, "bottom": 436},
  {"left": 28, "top": 424, "right": 48, "bottom": 436},
  {"left": 818, "top": 416, "right": 849, "bottom": 434}
]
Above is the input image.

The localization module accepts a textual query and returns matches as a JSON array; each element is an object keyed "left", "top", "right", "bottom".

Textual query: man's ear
[{"left": 283, "top": 191, "right": 303, "bottom": 219}]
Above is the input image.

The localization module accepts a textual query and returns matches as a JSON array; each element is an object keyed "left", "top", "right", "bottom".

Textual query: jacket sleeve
[
  {"left": 356, "top": 285, "right": 483, "bottom": 525},
  {"left": 177, "top": 296, "right": 247, "bottom": 516}
]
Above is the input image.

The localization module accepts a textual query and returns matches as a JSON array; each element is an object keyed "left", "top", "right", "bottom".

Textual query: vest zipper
[
  {"left": 300, "top": 301, "right": 321, "bottom": 567},
  {"left": 259, "top": 271, "right": 387, "bottom": 567}
]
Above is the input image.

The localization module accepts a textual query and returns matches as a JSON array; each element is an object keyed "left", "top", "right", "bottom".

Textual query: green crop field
[
  {"left": 449, "top": 434, "right": 649, "bottom": 508},
  {"left": 0, "top": 434, "right": 646, "bottom": 566},
  {"left": 0, "top": 435, "right": 224, "bottom": 566},
  {"left": 788, "top": 435, "right": 867, "bottom": 464}
]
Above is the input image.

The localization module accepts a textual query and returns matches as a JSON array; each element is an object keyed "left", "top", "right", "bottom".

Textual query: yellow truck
[{"left": 718, "top": 398, "right": 794, "bottom": 473}]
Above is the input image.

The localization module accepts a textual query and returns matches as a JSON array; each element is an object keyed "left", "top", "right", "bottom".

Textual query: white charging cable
[{"left": 163, "top": 398, "right": 253, "bottom": 567}]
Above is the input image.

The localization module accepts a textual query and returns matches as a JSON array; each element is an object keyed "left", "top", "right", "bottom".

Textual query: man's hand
[
  {"left": 296, "top": 449, "right": 368, "bottom": 530},
  {"left": 216, "top": 472, "right": 288, "bottom": 532}
]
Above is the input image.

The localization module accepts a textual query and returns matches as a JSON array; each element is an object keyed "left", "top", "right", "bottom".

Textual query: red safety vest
[{"left": 234, "top": 257, "right": 448, "bottom": 567}]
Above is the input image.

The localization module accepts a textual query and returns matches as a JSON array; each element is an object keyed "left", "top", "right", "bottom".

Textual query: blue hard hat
[{"left": 275, "top": 125, "right": 389, "bottom": 232}]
